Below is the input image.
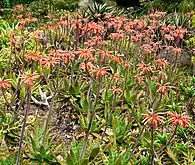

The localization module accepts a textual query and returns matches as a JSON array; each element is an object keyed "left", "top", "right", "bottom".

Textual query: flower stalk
[
  {"left": 16, "top": 89, "right": 31, "bottom": 165},
  {"left": 80, "top": 78, "right": 102, "bottom": 160},
  {"left": 151, "top": 126, "right": 155, "bottom": 165},
  {"left": 101, "top": 87, "right": 117, "bottom": 143}
]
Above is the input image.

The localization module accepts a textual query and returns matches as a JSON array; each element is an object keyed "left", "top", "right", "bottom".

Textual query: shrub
[
  {"left": 148, "top": 0, "right": 195, "bottom": 13},
  {"left": 54, "top": 0, "right": 79, "bottom": 11}
]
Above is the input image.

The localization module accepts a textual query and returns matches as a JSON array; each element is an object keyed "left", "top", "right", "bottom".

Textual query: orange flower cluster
[
  {"left": 157, "top": 83, "right": 169, "bottom": 95},
  {"left": 79, "top": 62, "right": 94, "bottom": 71},
  {"left": 82, "top": 22, "right": 104, "bottom": 35},
  {"left": 109, "top": 31, "right": 124, "bottom": 41},
  {"left": 78, "top": 48, "right": 95, "bottom": 61},
  {"left": 85, "top": 36, "right": 107, "bottom": 47},
  {"left": 39, "top": 56, "right": 60, "bottom": 68},
  {"left": 25, "top": 50, "right": 76, "bottom": 68},
  {"left": 25, "top": 52, "right": 41, "bottom": 62},
  {"left": 21, "top": 73, "right": 40, "bottom": 87},
  {"left": 168, "top": 113, "right": 189, "bottom": 128},
  {"left": 112, "top": 86, "right": 122, "bottom": 95},
  {"left": 142, "top": 111, "right": 189, "bottom": 129},
  {"left": 137, "top": 62, "right": 153, "bottom": 74},
  {"left": 154, "top": 59, "right": 169, "bottom": 69},
  {"left": 91, "top": 66, "right": 110, "bottom": 79},
  {"left": 143, "top": 112, "right": 164, "bottom": 128},
  {"left": 18, "top": 17, "right": 37, "bottom": 30},
  {"left": 0, "top": 78, "right": 10, "bottom": 90}
]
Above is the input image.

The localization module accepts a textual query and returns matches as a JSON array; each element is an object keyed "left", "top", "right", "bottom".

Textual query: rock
[{"left": 159, "top": 49, "right": 192, "bottom": 67}]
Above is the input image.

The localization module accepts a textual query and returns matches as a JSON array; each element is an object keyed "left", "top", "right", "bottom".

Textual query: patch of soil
[
  {"left": 27, "top": 100, "right": 80, "bottom": 147},
  {"left": 52, "top": 102, "right": 79, "bottom": 146}
]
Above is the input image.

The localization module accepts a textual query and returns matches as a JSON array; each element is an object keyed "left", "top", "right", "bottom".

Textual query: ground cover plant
[{"left": 0, "top": 3, "right": 195, "bottom": 165}]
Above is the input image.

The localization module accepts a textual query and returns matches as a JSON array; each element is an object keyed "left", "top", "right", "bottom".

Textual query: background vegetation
[{"left": 0, "top": 0, "right": 195, "bottom": 165}]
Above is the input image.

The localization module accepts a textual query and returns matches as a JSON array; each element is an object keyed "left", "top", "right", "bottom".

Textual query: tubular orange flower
[
  {"left": 173, "top": 27, "right": 187, "bottom": 40},
  {"left": 124, "top": 61, "right": 130, "bottom": 69},
  {"left": 20, "top": 73, "right": 40, "bottom": 87},
  {"left": 154, "top": 59, "right": 169, "bottom": 68},
  {"left": 31, "top": 18, "right": 38, "bottom": 23},
  {"left": 142, "top": 111, "right": 164, "bottom": 128},
  {"left": 151, "top": 41, "right": 162, "bottom": 51},
  {"left": 79, "top": 62, "right": 86, "bottom": 70},
  {"left": 112, "top": 86, "right": 122, "bottom": 95},
  {"left": 78, "top": 49, "right": 94, "bottom": 61},
  {"left": 98, "top": 50, "right": 112, "bottom": 62},
  {"left": 59, "top": 50, "right": 75, "bottom": 64},
  {"left": 164, "top": 34, "right": 174, "bottom": 41},
  {"left": 25, "top": 52, "right": 40, "bottom": 62},
  {"left": 39, "top": 56, "right": 60, "bottom": 68},
  {"left": 132, "top": 32, "right": 143, "bottom": 42},
  {"left": 90, "top": 66, "right": 110, "bottom": 79},
  {"left": 134, "top": 75, "right": 145, "bottom": 84},
  {"left": 172, "top": 47, "right": 182, "bottom": 55},
  {"left": 149, "top": 12, "right": 166, "bottom": 19},
  {"left": 63, "top": 55, "right": 72, "bottom": 64},
  {"left": 109, "top": 32, "right": 124, "bottom": 40},
  {"left": 79, "top": 62, "right": 94, "bottom": 71},
  {"left": 83, "top": 22, "right": 104, "bottom": 35},
  {"left": 168, "top": 112, "right": 189, "bottom": 128},
  {"left": 113, "top": 73, "right": 120, "bottom": 83},
  {"left": 86, "top": 62, "right": 94, "bottom": 71},
  {"left": 0, "top": 78, "right": 10, "bottom": 90},
  {"left": 142, "top": 44, "right": 153, "bottom": 55},
  {"left": 110, "top": 55, "right": 123, "bottom": 64},
  {"left": 137, "top": 62, "right": 153, "bottom": 74},
  {"left": 85, "top": 36, "right": 107, "bottom": 48},
  {"left": 157, "top": 83, "right": 169, "bottom": 95}
]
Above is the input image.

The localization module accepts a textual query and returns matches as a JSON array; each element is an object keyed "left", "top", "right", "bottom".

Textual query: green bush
[
  {"left": 54, "top": 0, "right": 79, "bottom": 11},
  {"left": 2, "top": 0, "right": 35, "bottom": 7},
  {"left": 149, "top": 0, "right": 195, "bottom": 13},
  {"left": 2, "top": 0, "right": 80, "bottom": 11}
]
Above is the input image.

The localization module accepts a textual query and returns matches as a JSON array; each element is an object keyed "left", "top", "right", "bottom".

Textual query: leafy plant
[
  {"left": 149, "top": 0, "right": 194, "bottom": 12},
  {"left": 25, "top": 126, "right": 60, "bottom": 165},
  {"left": 180, "top": 77, "right": 195, "bottom": 101},
  {"left": 163, "top": 12, "right": 191, "bottom": 28},
  {"left": 81, "top": 0, "right": 113, "bottom": 21},
  {"left": 0, "top": 110, "right": 21, "bottom": 147},
  {"left": 1, "top": 4, "right": 195, "bottom": 165},
  {"left": 66, "top": 141, "right": 89, "bottom": 165},
  {"left": 0, "top": 20, "right": 11, "bottom": 49},
  {"left": 0, "top": 154, "right": 15, "bottom": 165}
]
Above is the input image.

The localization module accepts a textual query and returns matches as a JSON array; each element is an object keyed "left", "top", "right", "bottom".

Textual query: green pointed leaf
[
  {"left": 80, "top": 96, "right": 88, "bottom": 112},
  {"left": 66, "top": 153, "right": 74, "bottom": 165},
  {"left": 74, "top": 80, "right": 80, "bottom": 93},
  {"left": 68, "top": 85, "right": 77, "bottom": 95},
  {"left": 63, "top": 79, "right": 69, "bottom": 91},
  {"left": 80, "top": 158, "right": 89, "bottom": 165},
  {"left": 90, "top": 147, "right": 100, "bottom": 159},
  {"left": 20, "top": 85, "right": 27, "bottom": 101},
  {"left": 115, "top": 157, "right": 122, "bottom": 165},
  {"left": 40, "top": 145, "right": 46, "bottom": 155}
]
